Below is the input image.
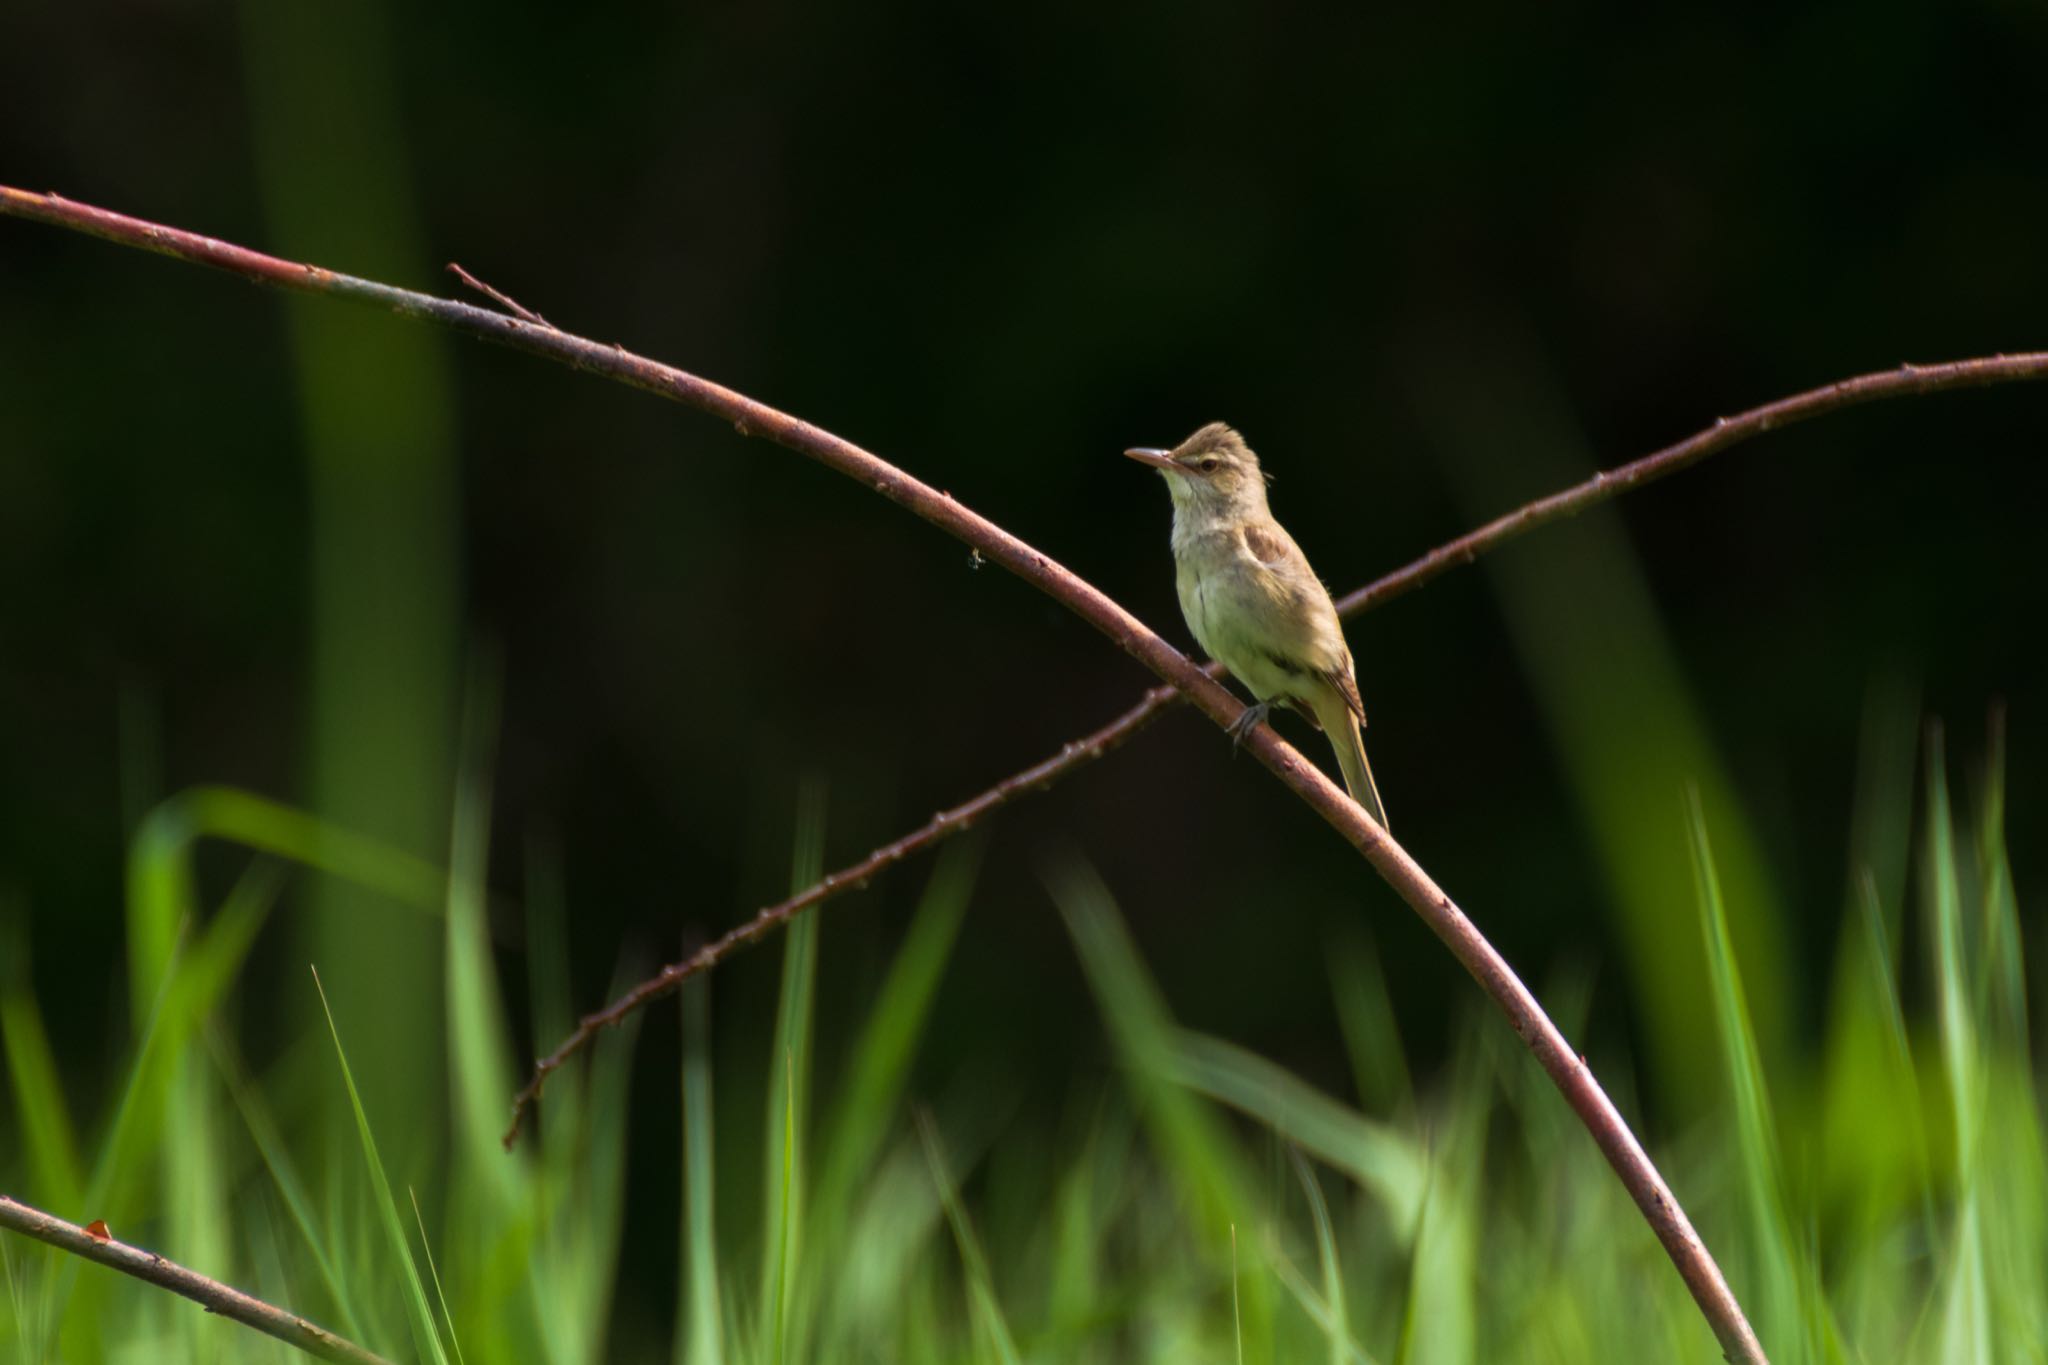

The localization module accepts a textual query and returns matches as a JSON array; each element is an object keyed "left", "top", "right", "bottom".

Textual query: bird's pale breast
[{"left": 1173, "top": 524, "right": 1341, "bottom": 705}]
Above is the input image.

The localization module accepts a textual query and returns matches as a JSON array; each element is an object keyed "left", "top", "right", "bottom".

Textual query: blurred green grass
[{"left": 2, "top": 703, "right": 2041, "bottom": 1362}]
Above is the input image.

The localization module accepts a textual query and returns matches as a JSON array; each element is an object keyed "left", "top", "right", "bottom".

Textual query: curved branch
[
  {"left": 0, "top": 1193, "right": 393, "bottom": 1365},
  {"left": 26, "top": 186, "right": 2046, "bottom": 1365},
  {"left": 502, "top": 348, "right": 2048, "bottom": 1143}
]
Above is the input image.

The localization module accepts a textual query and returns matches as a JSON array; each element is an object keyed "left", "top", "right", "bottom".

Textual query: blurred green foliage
[{"left": 2, "top": 722, "right": 2042, "bottom": 1360}]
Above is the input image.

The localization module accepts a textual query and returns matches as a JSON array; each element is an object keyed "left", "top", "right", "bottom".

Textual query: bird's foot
[{"left": 1226, "top": 701, "right": 1272, "bottom": 753}]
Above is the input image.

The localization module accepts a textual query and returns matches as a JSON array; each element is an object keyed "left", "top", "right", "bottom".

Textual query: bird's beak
[{"left": 1123, "top": 446, "right": 1178, "bottom": 473}]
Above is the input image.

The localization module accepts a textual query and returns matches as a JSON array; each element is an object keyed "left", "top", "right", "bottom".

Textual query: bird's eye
[{"left": 1198, "top": 458, "right": 1220, "bottom": 473}]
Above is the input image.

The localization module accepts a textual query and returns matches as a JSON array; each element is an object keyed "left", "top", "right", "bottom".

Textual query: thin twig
[
  {"left": 0, "top": 1192, "right": 394, "bottom": 1365},
  {"left": 446, "top": 261, "right": 552, "bottom": 328},
  {"left": 502, "top": 681, "right": 1178, "bottom": 1137},
  {"left": 16, "top": 187, "right": 2040, "bottom": 1365}
]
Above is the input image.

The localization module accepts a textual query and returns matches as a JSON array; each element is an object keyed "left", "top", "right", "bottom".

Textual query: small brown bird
[{"left": 1126, "top": 422, "right": 1388, "bottom": 829}]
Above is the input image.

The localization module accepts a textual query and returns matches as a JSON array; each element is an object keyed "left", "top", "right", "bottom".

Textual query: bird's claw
[{"left": 1226, "top": 702, "right": 1272, "bottom": 753}]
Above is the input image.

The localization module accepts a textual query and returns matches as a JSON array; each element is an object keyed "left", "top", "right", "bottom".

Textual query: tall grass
[{"left": 2, "top": 713, "right": 2041, "bottom": 1362}]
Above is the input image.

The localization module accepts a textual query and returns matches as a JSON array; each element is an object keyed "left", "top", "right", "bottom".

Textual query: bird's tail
[{"left": 1311, "top": 693, "right": 1389, "bottom": 832}]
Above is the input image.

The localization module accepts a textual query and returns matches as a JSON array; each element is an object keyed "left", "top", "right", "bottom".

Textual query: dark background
[{"left": 4, "top": 0, "right": 2046, "bottom": 1335}]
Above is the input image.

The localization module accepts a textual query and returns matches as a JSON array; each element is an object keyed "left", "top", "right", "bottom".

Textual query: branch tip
[
  {"left": 0, "top": 1194, "right": 392, "bottom": 1365},
  {"left": 445, "top": 260, "right": 552, "bottom": 328}
]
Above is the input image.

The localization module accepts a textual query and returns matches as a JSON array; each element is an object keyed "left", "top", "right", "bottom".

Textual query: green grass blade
[
  {"left": 109, "top": 784, "right": 440, "bottom": 1250},
  {"left": 1853, "top": 871, "right": 1939, "bottom": 1239},
  {"left": 814, "top": 841, "right": 978, "bottom": 1238},
  {"left": 508, "top": 847, "right": 638, "bottom": 1360},
  {"left": 812, "top": 1130, "right": 948, "bottom": 1355},
  {"left": 1396, "top": 1049, "right": 1482, "bottom": 1365},
  {"left": 311, "top": 966, "right": 450, "bottom": 1365},
  {"left": 1264, "top": 1235, "right": 1379, "bottom": 1365},
  {"left": 915, "top": 1110, "right": 1022, "bottom": 1365},
  {"left": 1047, "top": 855, "right": 1272, "bottom": 1349},
  {"left": 1967, "top": 713, "right": 2048, "bottom": 1361},
  {"left": 30, "top": 852, "right": 279, "bottom": 1355},
  {"left": 89, "top": 857, "right": 283, "bottom": 1230},
  {"left": 1923, "top": 728, "right": 1979, "bottom": 1160},
  {"left": 1922, "top": 730, "right": 1992, "bottom": 1365},
  {"left": 411, "top": 1187, "right": 466, "bottom": 1365},
  {"left": 1233, "top": 1223, "right": 1245, "bottom": 1365},
  {"left": 773, "top": 1048, "right": 797, "bottom": 1364},
  {"left": 164, "top": 1019, "right": 228, "bottom": 1361},
  {"left": 760, "top": 779, "right": 826, "bottom": 1359},
  {"left": 1688, "top": 788, "right": 1806, "bottom": 1360},
  {"left": 534, "top": 963, "right": 642, "bottom": 1365},
  {"left": 680, "top": 973, "right": 723, "bottom": 1365},
  {"left": 206, "top": 1022, "right": 366, "bottom": 1341},
  {"left": 127, "top": 787, "right": 443, "bottom": 1021},
  {"left": 1040, "top": 1100, "right": 1132, "bottom": 1340},
  {"left": 0, "top": 908, "right": 86, "bottom": 1214},
  {"left": 1291, "top": 1150, "right": 1348, "bottom": 1365},
  {"left": 444, "top": 663, "right": 519, "bottom": 1198},
  {"left": 1814, "top": 682, "right": 1924, "bottom": 1239},
  {"left": 1974, "top": 710, "right": 2025, "bottom": 1046},
  {"left": 1167, "top": 1028, "right": 1425, "bottom": 1239},
  {"left": 1325, "top": 928, "right": 1413, "bottom": 1118}
]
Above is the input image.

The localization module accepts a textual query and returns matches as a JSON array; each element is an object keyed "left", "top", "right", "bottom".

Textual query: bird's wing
[
  {"left": 1322, "top": 663, "right": 1366, "bottom": 725},
  {"left": 1241, "top": 523, "right": 1300, "bottom": 570},
  {"left": 1239, "top": 522, "right": 1359, "bottom": 700}
]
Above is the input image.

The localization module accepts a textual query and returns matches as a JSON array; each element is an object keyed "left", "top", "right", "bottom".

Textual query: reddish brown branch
[
  {"left": 0, "top": 1192, "right": 394, "bottom": 1365},
  {"left": 502, "top": 348, "right": 2048, "bottom": 1154},
  {"left": 20, "top": 187, "right": 2046, "bottom": 1365}
]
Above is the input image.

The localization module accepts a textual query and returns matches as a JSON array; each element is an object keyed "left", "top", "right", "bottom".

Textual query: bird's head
[{"left": 1124, "top": 422, "right": 1270, "bottom": 518}]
